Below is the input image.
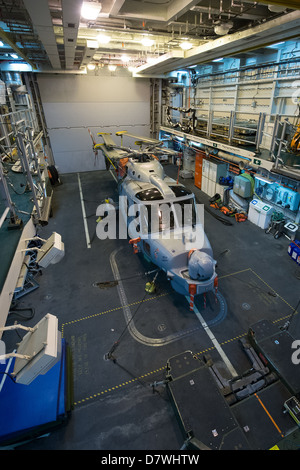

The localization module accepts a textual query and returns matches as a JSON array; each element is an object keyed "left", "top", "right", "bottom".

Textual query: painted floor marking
[
  {"left": 218, "top": 267, "right": 252, "bottom": 279},
  {"left": 61, "top": 292, "right": 168, "bottom": 338},
  {"left": 254, "top": 392, "right": 284, "bottom": 438},
  {"left": 73, "top": 337, "right": 245, "bottom": 406},
  {"left": 77, "top": 173, "right": 91, "bottom": 249},
  {"left": 110, "top": 247, "right": 208, "bottom": 346},
  {"left": 250, "top": 268, "right": 299, "bottom": 318},
  {"left": 64, "top": 266, "right": 298, "bottom": 406},
  {"left": 187, "top": 296, "right": 238, "bottom": 378}
]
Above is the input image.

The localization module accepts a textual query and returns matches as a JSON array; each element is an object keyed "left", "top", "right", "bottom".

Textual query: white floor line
[
  {"left": 77, "top": 173, "right": 91, "bottom": 249},
  {"left": 188, "top": 297, "right": 238, "bottom": 378}
]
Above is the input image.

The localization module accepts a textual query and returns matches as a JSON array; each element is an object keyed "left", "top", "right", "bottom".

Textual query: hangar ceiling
[{"left": 0, "top": 0, "right": 299, "bottom": 75}]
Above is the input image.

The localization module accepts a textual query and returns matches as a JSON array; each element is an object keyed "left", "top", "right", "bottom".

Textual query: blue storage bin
[{"left": 288, "top": 239, "right": 300, "bottom": 261}]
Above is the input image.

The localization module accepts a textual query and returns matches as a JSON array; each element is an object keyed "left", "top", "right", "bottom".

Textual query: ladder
[{"left": 270, "top": 115, "right": 289, "bottom": 168}]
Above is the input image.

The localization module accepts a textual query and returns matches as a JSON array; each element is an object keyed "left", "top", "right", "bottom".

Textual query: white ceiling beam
[
  {"left": 166, "top": 0, "right": 204, "bottom": 23},
  {"left": 134, "top": 10, "right": 300, "bottom": 76},
  {"left": 115, "top": 0, "right": 199, "bottom": 23},
  {"left": 23, "top": 0, "right": 61, "bottom": 69},
  {"left": 133, "top": 49, "right": 184, "bottom": 76},
  {"left": 62, "top": 0, "right": 83, "bottom": 69},
  {"left": 108, "top": 0, "right": 126, "bottom": 16}
]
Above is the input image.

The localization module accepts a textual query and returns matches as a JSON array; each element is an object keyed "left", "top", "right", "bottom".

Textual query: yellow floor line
[
  {"left": 62, "top": 268, "right": 251, "bottom": 337},
  {"left": 218, "top": 267, "right": 252, "bottom": 280},
  {"left": 61, "top": 292, "right": 168, "bottom": 338},
  {"left": 73, "top": 350, "right": 214, "bottom": 406},
  {"left": 250, "top": 268, "right": 299, "bottom": 320}
]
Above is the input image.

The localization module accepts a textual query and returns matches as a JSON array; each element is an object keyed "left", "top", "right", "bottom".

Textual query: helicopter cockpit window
[
  {"left": 135, "top": 188, "right": 164, "bottom": 201},
  {"left": 169, "top": 186, "right": 193, "bottom": 198},
  {"left": 145, "top": 203, "right": 175, "bottom": 233},
  {"left": 175, "top": 198, "right": 197, "bottom": 228},
  {"left": 132, "top": 154, "right": 152, "bottom": 163},
  {"left": 145, "top": 197, "right": 196, "bottom": 234}
]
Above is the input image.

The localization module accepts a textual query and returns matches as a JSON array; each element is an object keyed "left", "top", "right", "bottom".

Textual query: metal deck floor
[{"left": 4, "top": 165, "right": 300, "bottom": 450}]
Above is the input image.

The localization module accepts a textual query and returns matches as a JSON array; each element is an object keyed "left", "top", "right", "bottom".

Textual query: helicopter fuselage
[{"left": 117, "top": 156, "right": 218, "bottom": 300}]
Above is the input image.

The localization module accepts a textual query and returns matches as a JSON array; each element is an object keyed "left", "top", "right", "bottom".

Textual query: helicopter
[{"left": 91, "top": 130, "right": 218, "bottom": 311}]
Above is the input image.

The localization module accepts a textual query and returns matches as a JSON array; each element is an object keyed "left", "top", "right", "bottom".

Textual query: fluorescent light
[
  {"left": 189, "top": 141, "right": 204, "bottom": 148},
  {"left": 10, "top": 53, "right": 18, "bottom": 59},
  {"left": 81, "top": 1, "right": 102, "bottom": 20},
  {"left": 87, "top": 63, "right": 96, "bottom": 70},
  {"left": 121, "top": 54, "right": 129, "bottom": 62},
  {"left": 213, "top": 57, "right": 223, "bottom": 62},
  {"left": 108, "top": 64, "right": 116, "bottom": 71},
  {"left": 0, "top": 41, "right": 4, "bottom": 47},
  {"left": 180, "top": 41, "right": 192, "bottom": 50},
  {"left": 86, "top": 40, "right": 98, "bottom": 48},
  {"left": 141, "top": 37, "right": 155, "bottom": 47},
  {"left": 97, "top": 34, "right": 111, "bottom": 44},
  {"left": 255, "top": 175, "right": 273, "bottom": 184},
  {"left": 7, "top": 63, "right": 33, "bottom": 72}
]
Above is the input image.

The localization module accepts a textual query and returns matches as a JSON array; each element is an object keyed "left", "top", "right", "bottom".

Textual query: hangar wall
[{"left": 37, "top": 73, "right": 151, "bottom": 174}]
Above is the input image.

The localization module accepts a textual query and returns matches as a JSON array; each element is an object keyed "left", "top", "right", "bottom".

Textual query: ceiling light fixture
[
  {"left": 141, "top": 37, "right": 155, "bottom": 47},
  {"left": 8, "top": 62, "right": 32, "bottom": 72},
  {"left": 87, "top": 63, "right": 96, "bottom": 70},
  {"left": 10, "top": 53, "right": 18, "bottom": 59},
  {"left": 121, "top": 54, "right": 129, "bottom": 62},
  {"left": 97, "top": 34, "right": 111, "bottom": 44},
  {"left": 108, "top": 64, "right": 117, "bottom": 71},
  {"left": 180, "top": 41, "right": 193, "bottom": 50},
  {"left": 213, "top": 57, "right": 224, "bottom": 62},
  {"left": 81, "top": 1, "right": 102, "bottom": 20}
]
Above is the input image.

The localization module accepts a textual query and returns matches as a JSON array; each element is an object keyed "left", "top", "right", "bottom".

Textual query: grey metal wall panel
[{"left": 37, "top": 75, "right": 150, "bottom": 173}]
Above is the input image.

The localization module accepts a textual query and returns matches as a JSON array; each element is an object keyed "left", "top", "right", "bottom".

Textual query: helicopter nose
[{"left": 188, "top": 250, "right": 215, "bottom": 281}]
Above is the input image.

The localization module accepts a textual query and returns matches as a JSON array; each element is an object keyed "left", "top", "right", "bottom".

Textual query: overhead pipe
[
  {"left": 216, "top": 150, "right": 260, "bottom": 170},
  {"left": 245, "top": 0, "right": 299, "bottom": 9},
  {"left": 187, "top": 140, "right": 260, "bottom": 171}
]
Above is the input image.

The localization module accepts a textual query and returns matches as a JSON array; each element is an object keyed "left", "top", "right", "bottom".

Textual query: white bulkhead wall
[{"left": 37, "top": 73, "right": 151, "bottom": 173}]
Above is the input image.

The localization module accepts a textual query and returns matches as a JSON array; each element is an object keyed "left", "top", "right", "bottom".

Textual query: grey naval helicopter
[{"left": 92, "top": 130, "right": 218, "bottom": 311}]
